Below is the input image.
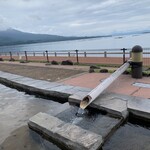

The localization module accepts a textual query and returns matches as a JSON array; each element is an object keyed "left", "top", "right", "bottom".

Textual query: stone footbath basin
[
  {"left": 0, "top": 83, "right": 149, "bottom": 150},
  {"left": 28, "top": 106, "right": 150, "bottom": 150},
  {"left": 1, "top": 103, "right": 150, "bottom": 150},
  {"left": 0, "top": 81, "right": 149, "bottom": 150},
  {"left": 0, "top": 70, "right": 149, "bottom": 149}
]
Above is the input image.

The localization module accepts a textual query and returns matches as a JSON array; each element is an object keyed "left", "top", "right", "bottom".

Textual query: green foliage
[{"left": 143, "top": 70, "right": 150, "bottom": 76}]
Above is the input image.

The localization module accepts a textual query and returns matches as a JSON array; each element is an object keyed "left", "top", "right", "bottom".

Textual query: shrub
[
  {"left": 0, "top": 58, "right": 4, "bottom": 61},
  {"left": 89, "top": 68, "right": 95, "bottom": 73},
  {"left": 99, "top": 69, "right": 108, "bottom": 73},
  {"left": 9, "top": 58, "right": 15, "bottom": 61},
  {"left": 90, "top": 65, "right": 100, "bottom": 69},
  {"left": 51, "top": 60, "right": 59, "bottom": 65},
  {"left": 142, "top": 71, "right": 150, "bottom": 77},
  {"left": 20, "top": 60, "right": 27, "bottom": 63},
  {"left": 61, "top": 60, "right": 73, "bottom": 65}
]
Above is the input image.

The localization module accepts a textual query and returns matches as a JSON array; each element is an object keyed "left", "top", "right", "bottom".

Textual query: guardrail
[{"left": 0, "top": 48, "right": 149, "bottom": 66}]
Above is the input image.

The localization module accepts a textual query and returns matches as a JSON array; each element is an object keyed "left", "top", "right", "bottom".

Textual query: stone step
[
  {"left": 128, "top": 97, "right": 150, "bottom": 120},
  {"left": 28, "top": 112, "right": 103, "bottom": 150},
  {"left": 69, "top": 92, "right": 129, "bottom": 119},
  {"left": 0, "top": 71, "right": 91, "bottom": 102}
]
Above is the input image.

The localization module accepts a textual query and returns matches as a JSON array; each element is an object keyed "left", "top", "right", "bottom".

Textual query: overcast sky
[{"left": 0, "top": 0, "right": 150, "bottom": 36}]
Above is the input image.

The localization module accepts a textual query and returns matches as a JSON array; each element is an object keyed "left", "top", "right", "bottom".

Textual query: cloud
[
  {"left": 0, "top": 0, "right": 150, "bottom": 36},
  {"left": 0, "top": 15, "right": 10, "bottom": 31}
]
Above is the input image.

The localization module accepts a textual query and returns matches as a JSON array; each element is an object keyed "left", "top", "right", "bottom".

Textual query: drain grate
[{"left": 133, "top": 82, "right": 150, "bottom": 88}]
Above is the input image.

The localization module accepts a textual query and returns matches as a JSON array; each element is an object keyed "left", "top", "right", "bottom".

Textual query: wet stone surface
[
  {"left": 69, "top": 92, "right": 129, "bottom": 118},
  {"left": 56, "top": 106, "right": 121, "bottom": 139},
  {"left": 0, "top": 126, "right": 61, "bottom": 150},
  {"left": 0, "top": 83, "right": 65, "bottom": 149},
  {"left": 102, "top": 120, "right": 150, "bottom": 150}
]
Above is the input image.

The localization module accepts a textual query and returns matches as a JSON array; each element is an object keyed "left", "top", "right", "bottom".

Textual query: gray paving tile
[
  {"left": 128, "top": 97, "right": 150, "bottom": 120},
  {"left": 133, "top": 82, "right": 150, "bottom": 88},
  {"left": 0, "top": 72, "right": 22, "bottom": 80}
]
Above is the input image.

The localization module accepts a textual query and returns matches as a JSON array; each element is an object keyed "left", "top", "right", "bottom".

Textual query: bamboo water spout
[{"left": 80, "top": 61, "right": 131, "bottom": 109}]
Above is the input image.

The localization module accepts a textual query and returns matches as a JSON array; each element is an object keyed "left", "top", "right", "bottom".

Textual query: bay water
[{"left": 0, "top": 33, "right": 150, "bottom": 53}]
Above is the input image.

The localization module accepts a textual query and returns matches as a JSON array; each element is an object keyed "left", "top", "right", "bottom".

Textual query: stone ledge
[
  {"left": 128, "top": 97, "right": 150, "bottom": 120},
  {"left": 69, "top": 93, "right": 129, "bottom": 119},
  {"left": 28, "top": 112, "right": 103, "bottom": 150},
  {"left": 0, "top": 71, "right": 91, "bottom": 103}
]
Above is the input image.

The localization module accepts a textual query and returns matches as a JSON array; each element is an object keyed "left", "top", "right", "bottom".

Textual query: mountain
[{"left": 0, "top": 28, "right": 107, "bottom": 46}]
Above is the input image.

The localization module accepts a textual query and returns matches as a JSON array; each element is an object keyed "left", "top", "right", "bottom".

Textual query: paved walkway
[
  {"left": 62, "top": 73, "right": 150, "bottom": 99},
  {"left": 0, "top": 61, "right": 150, "bottom": 99}
]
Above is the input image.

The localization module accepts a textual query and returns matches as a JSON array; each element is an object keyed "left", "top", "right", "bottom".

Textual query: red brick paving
[
  {"left": 62, "top": 73, "right": 110, "bottom": 88},
  {"left": 62, "top": 73, "right": 150, "bottom": 99}
]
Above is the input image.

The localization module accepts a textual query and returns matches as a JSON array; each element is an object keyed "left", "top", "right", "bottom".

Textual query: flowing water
[
  {"left": 56, "top": 106, "right": 120, "bottom": 137},
  {"left": 76, "top": 108, "right": 87, "bottom": 117}
]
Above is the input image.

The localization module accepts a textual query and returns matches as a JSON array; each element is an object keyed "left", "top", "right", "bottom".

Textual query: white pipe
[{"left": 80, "top": 61, "right": 130, "bottom": 109}]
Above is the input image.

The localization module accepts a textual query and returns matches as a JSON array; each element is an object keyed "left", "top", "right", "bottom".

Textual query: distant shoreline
[
  {"left": 0, "top": 35, "right": 111, "bottom": 47},
  {"left": 1, "top": 28, "right": 150, "bottom": 47}
]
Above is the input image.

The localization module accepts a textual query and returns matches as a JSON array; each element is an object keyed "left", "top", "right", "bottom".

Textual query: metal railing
[{"left": 0, "top": 48, "right": 149, "bottom": 66}]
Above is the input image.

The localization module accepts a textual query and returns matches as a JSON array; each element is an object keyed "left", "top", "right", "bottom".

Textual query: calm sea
[{"left": 0, "top": 33, "right": 150, "bottom": 53}]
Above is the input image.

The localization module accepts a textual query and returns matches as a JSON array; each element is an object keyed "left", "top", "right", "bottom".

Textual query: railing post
[
  {"left": 68, "top": 52, "right": 70, "bottom": 57},
  {"left": 84, "top": 52, "right": 87, "bottom": 57},
  {"left": 25, "top": 51, "right": 28, "bottom": 62},
  {"left": 129, "top": 51, "right": 132, "bottom": 58},
  {"left": 104, "top": 51, "right": 107, "bottom": 58},
  {"left": 75, "top": 50, "right": 79, "bottom": 64},
  {"left": 45, "top": 50, "right": 49, "bottom": 62},
  {"left": 9, "top": 51, "right": 12, "bottom": 60},
  {"left": 121, "top": 48, "right": 127, "bottom": 63}
]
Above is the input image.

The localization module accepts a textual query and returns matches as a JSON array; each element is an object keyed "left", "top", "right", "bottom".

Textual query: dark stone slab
[{"left": 56, "top": 106, "right": 123, "bottom": 141}]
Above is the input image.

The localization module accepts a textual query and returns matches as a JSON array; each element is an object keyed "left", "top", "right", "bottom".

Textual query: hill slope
[{"left": 0, "top": 29, "right": 104, "bottom": 46}]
